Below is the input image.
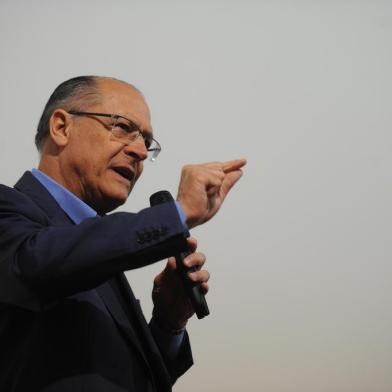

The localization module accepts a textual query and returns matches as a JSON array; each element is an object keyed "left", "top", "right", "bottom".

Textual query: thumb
[
  {"left": 165, "top": 257, "right": 177, "bottom": 272},
  {"left": 153, "top": 258, "right": 176, "bottom": 288}
]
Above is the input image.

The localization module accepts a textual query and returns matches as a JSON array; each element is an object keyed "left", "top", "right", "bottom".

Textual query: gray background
[{"left": 1, "top": 1, "right": 391, "bottom": 391}]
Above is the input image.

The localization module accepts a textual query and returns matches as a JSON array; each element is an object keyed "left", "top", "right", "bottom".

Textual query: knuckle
[
  {"left": 195, "top": 170, "right": 205, "bottom": 180},
  {"left": 191, "top": 238, "right": 198, "bottom": 248},
  {"left": 182, "top": 164, "right": 193, "bottom": 174},
  {"left": 188, "top": 272, "right": 197, "bottom": 281}
]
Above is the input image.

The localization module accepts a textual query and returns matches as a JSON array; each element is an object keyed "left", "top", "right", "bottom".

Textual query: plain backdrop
[{"left": 1, "top": 1, "right": 391, "bottom": 391}]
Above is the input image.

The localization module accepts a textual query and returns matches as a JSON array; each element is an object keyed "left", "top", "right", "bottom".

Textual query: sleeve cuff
[
  {"left": 174, "top": 201, "right": 188, "bottom": 230},
  {"left": 149, "top": 317, "right": 185, "bottom": 360}
]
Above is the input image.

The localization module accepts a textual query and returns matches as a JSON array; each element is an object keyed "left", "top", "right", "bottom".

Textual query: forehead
[{"left": 96, "top": 79, "right": 151, "bottom": 127}]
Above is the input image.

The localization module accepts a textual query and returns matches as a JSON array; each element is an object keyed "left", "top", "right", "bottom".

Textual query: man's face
[{"left": 61, "top": 80, "right": 153, "bottom": 213}]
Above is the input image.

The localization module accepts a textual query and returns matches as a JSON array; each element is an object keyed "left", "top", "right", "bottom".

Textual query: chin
[
  {"left": 96, "top": 189, "right": 129, "bottom": 213},
  {"left": 98, "top": 197, "right": 125, "bottom": 214}
]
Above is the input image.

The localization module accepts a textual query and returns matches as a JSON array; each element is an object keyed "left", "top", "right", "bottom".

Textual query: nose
[{"left": 123, "top": 135, "right": 148, "bottom": 161}]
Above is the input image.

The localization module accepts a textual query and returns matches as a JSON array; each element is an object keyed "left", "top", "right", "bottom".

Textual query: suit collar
[
  {"left": 31, "top": 168, "right": 97, "bottom": 224},
  {"left": 14, "top": 171, "right": 73, "bottom": 225}
]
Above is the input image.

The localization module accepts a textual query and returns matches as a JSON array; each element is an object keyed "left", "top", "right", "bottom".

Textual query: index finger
[{"left": 222, "top": 158, "right": 247, "bottom": 173}]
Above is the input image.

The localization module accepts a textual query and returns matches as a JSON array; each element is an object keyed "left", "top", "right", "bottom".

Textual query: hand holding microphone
[{"left": 150, "top": 191, "right": 210, "bottom": 319}]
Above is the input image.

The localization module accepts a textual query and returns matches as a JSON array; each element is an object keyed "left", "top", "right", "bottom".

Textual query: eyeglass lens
[{"left": 111, "top": 116, "right": 160, "bottom": 161}]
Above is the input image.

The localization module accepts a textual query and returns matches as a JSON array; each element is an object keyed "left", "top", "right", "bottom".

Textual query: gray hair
[{"left": 35, "top": 76, "right": 102, "bottom": 151}]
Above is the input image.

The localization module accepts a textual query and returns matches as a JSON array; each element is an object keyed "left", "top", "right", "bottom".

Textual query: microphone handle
[
  {"left": 150, "top": 190, "right": 209, "bottom": 319},
  {"left": 175, "top": 250, "right": 209, "bottom": 319}
]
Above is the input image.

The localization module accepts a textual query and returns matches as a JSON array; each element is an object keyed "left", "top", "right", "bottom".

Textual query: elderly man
[{"left": 0, "top": 76, "right": 245, "bottom": 392}]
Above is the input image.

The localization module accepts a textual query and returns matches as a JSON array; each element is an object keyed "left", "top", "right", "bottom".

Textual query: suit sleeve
[
  {"left": 149, "top": 318, "right": 194, "bottom": 384},
  {"left": 157, "top": 330, "right": 194, "bottom": 385},
  {"left": 0, "top": 185, "right": 189, "bottom": 310}
]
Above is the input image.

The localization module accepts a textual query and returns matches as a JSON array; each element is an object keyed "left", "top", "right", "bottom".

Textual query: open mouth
[{"left": 112, "top": 166, "right": 135, "bottom": 183}]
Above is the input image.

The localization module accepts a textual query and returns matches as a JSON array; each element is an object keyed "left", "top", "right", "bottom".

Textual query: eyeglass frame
[{"left": 67, "top": 111, "right": 161, "bottom": 161}]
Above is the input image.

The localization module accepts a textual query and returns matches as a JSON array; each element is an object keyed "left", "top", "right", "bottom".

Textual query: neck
[{"left": 38, "top": 154, "right": 82, "bottom": 199}]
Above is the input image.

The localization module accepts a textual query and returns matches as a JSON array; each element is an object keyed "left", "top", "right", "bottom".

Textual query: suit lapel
[
  {"left": 98, "top": 275, "right": 172, "bottom": 391},
  {"left": 116, "top": 274, "right": 173, "bottom": 391},
  {"left": 95, "top": 280, "right": 149, "bottom": 361}
]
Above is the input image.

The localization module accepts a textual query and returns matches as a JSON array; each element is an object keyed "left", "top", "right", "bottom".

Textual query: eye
[{"left": 115, "top": 121, "right": 138, "bottom": 134}]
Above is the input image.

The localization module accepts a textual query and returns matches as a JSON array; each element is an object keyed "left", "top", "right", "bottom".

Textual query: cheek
[{"left": 68, "top": 134, "right": 117, "bottom": 181}]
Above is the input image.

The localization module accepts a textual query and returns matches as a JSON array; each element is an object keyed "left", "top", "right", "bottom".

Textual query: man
[{"left": 0, "top": 76, "right": 246, "bottom": 392}]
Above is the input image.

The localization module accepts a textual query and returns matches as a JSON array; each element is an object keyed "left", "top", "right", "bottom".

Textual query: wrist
[
  {"left": 152, "top": 311, "right": 187, "bottom": 335},
  {"left": 176, "top": 200, "right": 198, "bottom": 229}
]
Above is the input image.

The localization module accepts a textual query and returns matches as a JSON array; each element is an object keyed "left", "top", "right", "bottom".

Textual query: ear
[{"left": 49, "top": 109, "right": 72, "bottom": 148}]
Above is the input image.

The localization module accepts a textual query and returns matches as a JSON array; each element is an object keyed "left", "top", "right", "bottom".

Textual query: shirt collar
[{"left": 31, "top": 168, "right": 97, "bottom": 224}]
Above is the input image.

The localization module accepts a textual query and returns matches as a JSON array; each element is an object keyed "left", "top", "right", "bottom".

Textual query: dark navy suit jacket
[{"left": 0, "top": 172, "right": 193, "bottom": 392}]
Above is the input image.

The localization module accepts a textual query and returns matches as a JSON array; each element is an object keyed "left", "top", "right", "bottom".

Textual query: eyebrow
[{"left": 117, "top": 114, "right": 154, "bottom": 138}]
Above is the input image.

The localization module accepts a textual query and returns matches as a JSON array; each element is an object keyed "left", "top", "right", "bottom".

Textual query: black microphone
[{"left": 150, "top": 190, "right": 210, "bottom": 319}]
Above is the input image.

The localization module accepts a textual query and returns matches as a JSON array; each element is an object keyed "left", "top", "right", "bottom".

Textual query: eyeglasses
[{"left": 68, "top": 111, "right": 161, "bottom": 161}]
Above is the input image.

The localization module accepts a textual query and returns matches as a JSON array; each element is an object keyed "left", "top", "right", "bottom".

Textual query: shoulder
[
  {"left": 0, "top": 183, "right": 49, "bottom": 225},
  {"left": 0, "top": 183, "right": 31, "bottom": 206}
]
